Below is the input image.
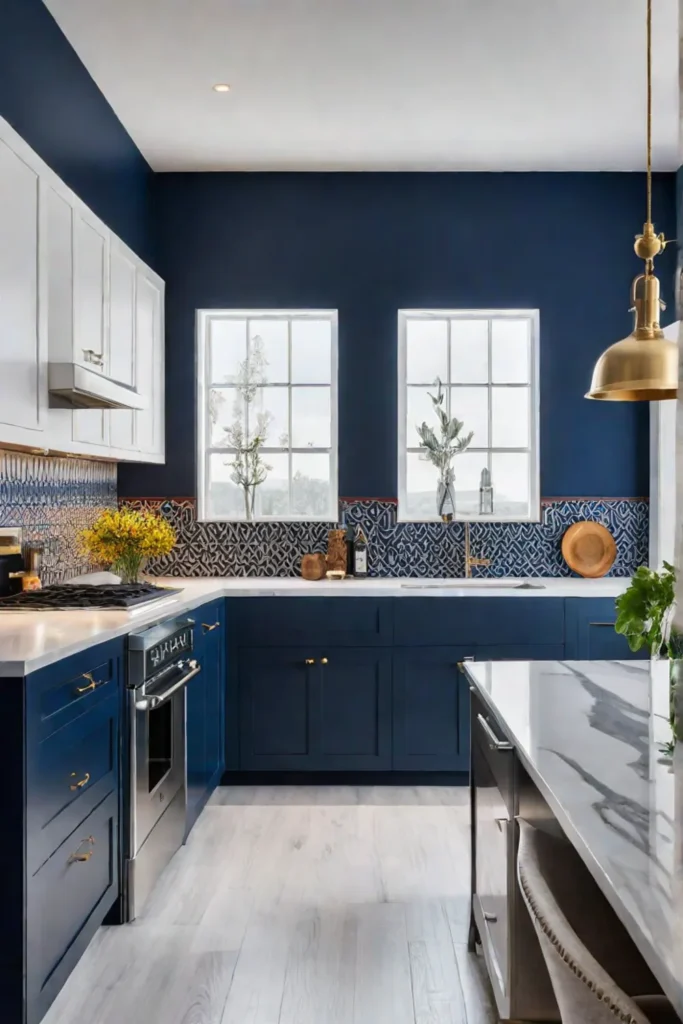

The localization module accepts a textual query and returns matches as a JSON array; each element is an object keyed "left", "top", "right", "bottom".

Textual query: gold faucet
[{"left": 464, "top": 522, "right": 491, "bottom": 579}]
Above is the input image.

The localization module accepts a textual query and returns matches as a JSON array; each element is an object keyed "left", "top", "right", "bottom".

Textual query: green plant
[
  {"left": 416, "top": 378, "right": 474, "bottom": 475},
  {"left": 614, "top": 562, "right": 676, "bottom": 657}
]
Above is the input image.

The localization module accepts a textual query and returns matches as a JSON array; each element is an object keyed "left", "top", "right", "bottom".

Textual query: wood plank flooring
[{"left": 44, "top": 786, "right": 496, "bottom": 1024}]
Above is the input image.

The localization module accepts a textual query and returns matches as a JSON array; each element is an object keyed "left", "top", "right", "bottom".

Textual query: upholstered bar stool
[{"left": 517, "top": 819, "right": 679, "bottom": 1024}]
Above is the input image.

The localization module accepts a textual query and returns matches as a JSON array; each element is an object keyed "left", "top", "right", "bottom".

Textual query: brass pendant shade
[
  {"left": 585, "top": 0, "right": 678, "bottom": 402},
  {"left": 586, "top": 271, "right": 678, "bottom": 401}
]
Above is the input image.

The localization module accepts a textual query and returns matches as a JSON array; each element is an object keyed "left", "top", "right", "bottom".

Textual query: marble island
[{"left": 464, "top": 658, "right": 683, "bottom": 1019}]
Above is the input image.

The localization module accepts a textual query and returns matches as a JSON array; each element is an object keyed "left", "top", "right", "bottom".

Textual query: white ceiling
[{"left": 44, "top": 0, "right": 680, "bottom": 172}]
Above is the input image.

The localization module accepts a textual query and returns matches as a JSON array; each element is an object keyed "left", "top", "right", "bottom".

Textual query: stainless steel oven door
[
  {"left": 130, "top": 658, "right": 198, "bottom": 853},
  {"left": 126, "top": 658, "right": 199, "bottom": 920}
]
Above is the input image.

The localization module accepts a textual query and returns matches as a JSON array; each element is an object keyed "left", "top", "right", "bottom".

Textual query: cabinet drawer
[
  {"left": 27, "top": 692, "right": 119, "bottom": 871},
  {"left": 233, "top": 598, "right": 392, "bottom": 647},
  {"left": 394, "top": 598, "right": 565, "bottom": 647},
  {"left": 26, "top": 791, "right": 119, "bottom": 1024},
  {"left": 29, "top": 639, "right": 122, "bottom": 739}
]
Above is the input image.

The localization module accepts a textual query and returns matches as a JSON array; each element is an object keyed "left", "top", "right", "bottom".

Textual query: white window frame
[
  {"left": 397, "top": 308, "right": 540, "bottom": 523},
  {"left": 196, "top": 308, "right": 338, "bottom": 522}
]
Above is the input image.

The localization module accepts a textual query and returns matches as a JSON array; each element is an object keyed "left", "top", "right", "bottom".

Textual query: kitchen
[{"left": 0, "top": 1, "right": 682, "bottom": 1022}]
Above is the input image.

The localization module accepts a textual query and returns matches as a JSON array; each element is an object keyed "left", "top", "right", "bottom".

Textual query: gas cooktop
[{"left": 0, "top": 582, "right": 182, "bottom": 611}]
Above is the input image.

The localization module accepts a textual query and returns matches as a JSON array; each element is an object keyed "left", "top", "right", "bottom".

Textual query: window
[
  {"left": 398, "top": 310, "right": 539, "bottom": 522},
  {"left": 197, "top": 310, "right": 338, "bottom": 521}
]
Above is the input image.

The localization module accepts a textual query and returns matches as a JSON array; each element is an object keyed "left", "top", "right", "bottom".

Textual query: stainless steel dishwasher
[{"left": 466, "top": 665, "right": 560, "bottom": 1022}]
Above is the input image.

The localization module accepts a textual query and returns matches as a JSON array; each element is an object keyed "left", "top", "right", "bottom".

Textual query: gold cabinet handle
[
  {"left": 305, "top": 658, "right": 316, "bottom": 665},
  {"left": 320, "top": 657, "right": 329, "bottom": 665},
  {"left": 75, "top": 672, "right": 99, "bottom": 695},
  {"left": 202, "top": 621, "right": 220, "bottom": 633},
  {"left": 69, "top": 835, "right": 95, "bottom": 864},
  {"left": 69, "top": 772, "right": 91, "bottom": 791}
]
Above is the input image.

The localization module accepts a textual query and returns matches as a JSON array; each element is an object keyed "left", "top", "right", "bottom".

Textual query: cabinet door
[
  {"left": 239, "top": 648, "right": 314, "bottom": 769},
  {"left": 108, "top": 239, "right": 137, "bottom": 450},
  {"left": 26, "top": 790, "right": 119, "bottom": 1024},
  {"left": 200, "top": 613, "right": 225, "bottom": 788},
  {"left": 135, "top": 269, "right": 164, "bottom": 459},
  {"left": 72, "top": 208, "right": 109, "bottom": 446},
  {"left": 565, "top": 598, "right": 647, "bottom": 660},
  {"left": 393, "top": 647, "right": 473, "bottom": 771},
  {"left": 0, "top": 135, "right": 46, "bottom": 438},
  {"left": 313, "top": 649, "right": 392, "bottom": 770}
]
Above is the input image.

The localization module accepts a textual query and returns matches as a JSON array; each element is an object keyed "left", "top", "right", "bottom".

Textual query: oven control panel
[
  {"left": 128, "top": 617, "right": 196, "bottom": 688},
  {"left": 147, "top": 627, "right": 193, "bottom": 674}
]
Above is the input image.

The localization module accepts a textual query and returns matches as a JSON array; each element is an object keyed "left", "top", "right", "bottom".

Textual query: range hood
[{"left": 48, "top": 363, "right": 146, "bottom": 410}]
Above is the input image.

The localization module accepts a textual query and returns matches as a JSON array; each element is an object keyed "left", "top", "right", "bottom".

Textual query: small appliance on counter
[
  {"left": 124, "top": 614, "right": 201, "bottom": 920},
  {"left": 0, "top": 527, "right": 25, "bottom": 597}
]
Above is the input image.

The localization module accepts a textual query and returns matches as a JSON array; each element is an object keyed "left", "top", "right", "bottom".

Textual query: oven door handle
[{"left": 135, "top": 660, "right": 201, "bottom": 711}]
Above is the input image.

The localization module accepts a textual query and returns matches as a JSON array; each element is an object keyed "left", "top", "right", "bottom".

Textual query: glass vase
[
  {"left": 113, "top": 552, "right": 146, "bottom": 585},
  {"left": 436, "top": 468, "right": 456, "bottom": 522}
]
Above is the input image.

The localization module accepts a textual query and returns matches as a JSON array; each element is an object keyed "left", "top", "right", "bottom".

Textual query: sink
[{"left": 400, "top": 580, "right": 545, "bottom": 590}]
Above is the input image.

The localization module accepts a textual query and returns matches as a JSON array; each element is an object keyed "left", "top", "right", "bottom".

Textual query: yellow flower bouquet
[{"left": 79, "top": 507, "right": 176, "bottom": 583}]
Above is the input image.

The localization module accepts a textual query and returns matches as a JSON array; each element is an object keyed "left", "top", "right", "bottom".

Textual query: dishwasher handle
[{"left": 476, "top": 713, "right": 513, "bottom": 752}]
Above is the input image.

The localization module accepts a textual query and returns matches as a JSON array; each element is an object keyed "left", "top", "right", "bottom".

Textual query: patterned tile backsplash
[
  {"left": 0, "top": 451, "right": 117, "bottom": 584},
  {"left": 0, "top": 450, "right": 647, "bottom": 584},
  {"left": 123, "top": 497, "right": 648, "bottom": 578}
]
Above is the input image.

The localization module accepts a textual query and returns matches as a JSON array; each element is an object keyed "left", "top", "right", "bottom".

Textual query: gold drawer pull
[
  {"left": 69, "top": 835, "right": 95, "bottom": 864},
  {"left": 75, "top": 672, "right": 100, "bottom": 695},
  {"left": 305, "top": 658, "right": 315, "bottom": 665},
  {"left": 69, "top": 772, "right": 91, "bottom": 791},
  {"left": 202, "top": 621, "right": 220, "bottom": 633},
  {"left": 320, "top": 657, "right": 329, "bottom": 665}
]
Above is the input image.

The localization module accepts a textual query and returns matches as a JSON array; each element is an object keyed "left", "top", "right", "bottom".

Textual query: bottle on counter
[
  {"left": 479, "top": 467, "right": 494, "bottom": 516},
  {"left": 345, "top": 525, "right": 356, "bottom": 575},
  {"left": 353, "top": 528, "right": 368, "bottom": 578}
]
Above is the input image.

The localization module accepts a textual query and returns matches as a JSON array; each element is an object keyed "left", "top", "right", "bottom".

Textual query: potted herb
[
  {"left": 615, "top": 562, "right": 681, "bottom": 754},
  {"left": 416, "top": 378, "right": 474, "bottom": 521}
]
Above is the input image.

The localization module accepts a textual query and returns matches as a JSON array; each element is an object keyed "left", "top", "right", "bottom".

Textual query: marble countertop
[
  {"left": 0, "top": 575, "right": 628, "bottom": 677},
  {"left": 464, "top": 658, "right": 683, "bottom": 1017}
]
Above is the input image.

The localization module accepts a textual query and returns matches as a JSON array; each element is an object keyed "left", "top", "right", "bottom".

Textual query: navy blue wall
[
  {"left": 118, "top": 171, "right": 676, "bottom": 501},
  {"left": 0, "top": 0, "right": 152, "bottom": 263}
]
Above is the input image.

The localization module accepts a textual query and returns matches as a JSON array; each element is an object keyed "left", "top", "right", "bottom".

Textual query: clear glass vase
[{"left": 436, "top": 468, "right": 456, "bottom": 522}]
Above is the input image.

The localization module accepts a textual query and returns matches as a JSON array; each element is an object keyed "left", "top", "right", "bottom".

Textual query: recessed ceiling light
[{"left": 212, "top": 83, "right": 231, "bottom": 93}]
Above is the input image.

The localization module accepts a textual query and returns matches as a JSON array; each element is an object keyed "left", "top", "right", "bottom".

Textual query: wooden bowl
[{"left": 561, "top": 521, "right": 617, "bottom": 578}]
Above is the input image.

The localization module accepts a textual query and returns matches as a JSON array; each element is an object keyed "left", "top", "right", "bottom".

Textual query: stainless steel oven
[{"left": 124, "top": 615, "right": 200, "bottom": 921}]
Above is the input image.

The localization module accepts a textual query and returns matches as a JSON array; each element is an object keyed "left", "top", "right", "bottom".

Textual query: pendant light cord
[{"left": 646, "top": 0, "right": 652, "bottom": 226}]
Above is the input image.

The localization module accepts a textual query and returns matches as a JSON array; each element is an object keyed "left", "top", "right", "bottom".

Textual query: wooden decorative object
[
  {"left": 326, "top": 529, "right": 348, "bottom": 573},
  {"left": 301, "top": 553, "right": 326, "bottom": 581},
  {"left": 561, "top": 521, "right": 617, "bottom": 578}
]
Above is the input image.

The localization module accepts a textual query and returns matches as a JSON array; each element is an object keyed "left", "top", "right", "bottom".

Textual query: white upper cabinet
[
  {"left": 134, "top": 268, "right": 165, "bottom": 459},
  {"left": 0, "top": 134, "right": 46, "bottom": 443},
  {"left": 73, "top": 208, "right": 109, "bottom": 376},
  {"left": 108, "top": 238, "right": 137, "bottom": 451},
  {"left": 0, "top": 114, "right": 165, "bottom": 464}
]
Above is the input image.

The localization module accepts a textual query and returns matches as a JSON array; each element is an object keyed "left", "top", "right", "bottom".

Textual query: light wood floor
[{"left": 44, "top": 785, "right": 496, "bottom": 1024}]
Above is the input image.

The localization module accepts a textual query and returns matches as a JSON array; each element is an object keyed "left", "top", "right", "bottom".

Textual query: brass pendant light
[{"left": 585, "top": 0, "right": 678, "bottom": 401}]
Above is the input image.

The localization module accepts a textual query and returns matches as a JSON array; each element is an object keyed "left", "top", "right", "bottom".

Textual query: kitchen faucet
[{"left": 464, "top": 522, "right": 491, "bottom": 579}]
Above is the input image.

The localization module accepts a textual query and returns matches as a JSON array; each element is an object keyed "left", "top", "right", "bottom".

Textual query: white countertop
[
  {"left": 464, "top": 658, "right": 683, "bottom": 1017},
  {"left": 0, "top": 575, "right": 629, "bottom": 677}
]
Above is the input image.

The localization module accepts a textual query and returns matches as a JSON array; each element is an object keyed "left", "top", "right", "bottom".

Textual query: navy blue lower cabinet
[
  {"left": 186, "top": 601, "right": 226, "bottom": 836},
  {"left": 239, "top": 647, "right": 314, "bottom": 770},
  {"left": 565, "top": 598, "right": 647, "bottom": 660},
  {"left": 392, "top": 647, "right": 473, "bottom": 772},
  {"left": 314, "top": 649, "right": 392, "bottom": 770},
  {"left": 26, "top": 790, "right": 119, "bottom": 1024}
]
